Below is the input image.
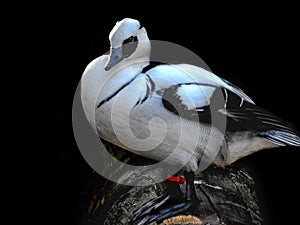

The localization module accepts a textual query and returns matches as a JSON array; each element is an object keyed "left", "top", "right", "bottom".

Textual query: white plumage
[{"left": 81, "top": 18, "right": 300, "bottom": 172}]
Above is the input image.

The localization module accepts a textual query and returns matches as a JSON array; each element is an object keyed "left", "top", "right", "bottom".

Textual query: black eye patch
[
  {"left": 122, "top": 36, "right": 138, "bottom": 45},
  {"left": 122, "top": 36, "right": 138, "bottom": 58}
]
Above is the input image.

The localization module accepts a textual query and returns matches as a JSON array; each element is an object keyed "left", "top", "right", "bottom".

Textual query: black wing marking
[
  {"left": 161, "top": 83, "right": 300, "bottom": 144},
  {"left": 96, "top": 75, "right": 138, "bottom": 108},
  {"left": 220, "top": 104, "right": 296, "bottom": 132},
  {"left": 142, "top": 61, "right": 166, "bottom": 73},
  {"left": 160, "top": 83, "right": 219, "bottom": 125},
  {"left": 134, "top": 75, "right": 156, "bottom": 106}
]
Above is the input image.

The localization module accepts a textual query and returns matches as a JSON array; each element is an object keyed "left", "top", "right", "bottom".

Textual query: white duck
[{"left": 81, "top": 18, "right": 300, "bottom": 224}]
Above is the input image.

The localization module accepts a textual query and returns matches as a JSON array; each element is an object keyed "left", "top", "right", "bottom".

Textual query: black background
[{"left": 9, "top": 3, "right": 299, "bottom": 225}]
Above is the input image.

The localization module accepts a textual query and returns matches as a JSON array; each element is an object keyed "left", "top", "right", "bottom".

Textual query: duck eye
[{"left": 123, "top": 36, "right": 138, "bottom": 45}]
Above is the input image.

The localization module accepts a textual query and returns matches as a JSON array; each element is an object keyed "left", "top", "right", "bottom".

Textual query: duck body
[
  {"left": 81, "top": 18, "right": 300, "bottom": 173},
  {"left": 81, "top": 18, "right": 300, "bottom": 224},
  {"left": 82, "top": 54, "right": 297, "bottom": 172}
]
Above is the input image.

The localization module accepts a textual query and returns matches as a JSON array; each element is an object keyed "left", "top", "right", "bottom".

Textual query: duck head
[{"left": 104, "top": 18, "right": 150, "bottom": 71}]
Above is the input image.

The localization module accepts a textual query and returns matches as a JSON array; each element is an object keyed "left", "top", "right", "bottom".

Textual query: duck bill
[{"left": 104, "top": 47, "right": 123, "bottom": 71}]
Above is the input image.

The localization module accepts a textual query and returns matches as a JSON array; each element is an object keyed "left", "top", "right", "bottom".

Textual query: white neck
[{"left": 100, "top": 27, "right": 151, "bottom": 98}]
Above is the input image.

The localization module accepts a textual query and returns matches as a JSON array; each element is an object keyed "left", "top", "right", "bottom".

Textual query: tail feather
[
  {"left": 259, "top": 130, "right": 300, "bottom": 147},
  {"left": 222, "top": 79, "right": 255, "bottom": 105}
]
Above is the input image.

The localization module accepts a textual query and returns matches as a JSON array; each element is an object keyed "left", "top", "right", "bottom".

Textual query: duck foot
[{"left": 131, "top": 171, "right": 200, "bottom": 225}]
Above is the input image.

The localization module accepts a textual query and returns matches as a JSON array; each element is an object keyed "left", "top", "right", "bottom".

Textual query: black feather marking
[
  {"left": 134, "top": 75, "right": 155, "bottom": 106},
  {"left": 134, "top": 100, "right": 140, "bottom": 107},
  {"left": 161, "top": 84, "right": 212, "bottom": 124},
  {"left": 146, "top": 75, "right": 155, "bottom": 92},
  {"left": 160, "top": 82, "right": 299, "bottom": 139},
  {"left": 223, "top": 104, "right": 297, "bottom": 133},
  {"left": 140, "top": 85, "right": 150, "bottom": 104},
  {"left": 96, "top": 75, "right": 138, "bottom": 108},
  {"left": 142, "top": 61, "right": 166, "bottom": 73}
]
